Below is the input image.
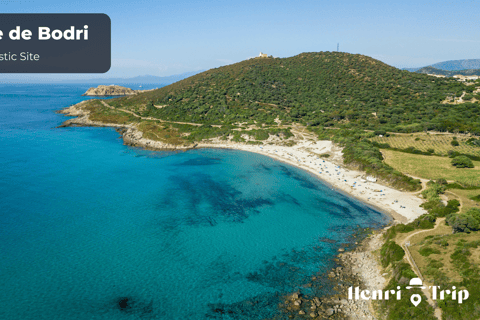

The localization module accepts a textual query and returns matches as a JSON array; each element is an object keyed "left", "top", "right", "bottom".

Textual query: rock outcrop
[{"left": 82, "top": 85, "right": 137, "bottom": 96}]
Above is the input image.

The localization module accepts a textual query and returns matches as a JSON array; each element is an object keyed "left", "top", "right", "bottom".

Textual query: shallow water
[{"left": 0, "top": 84, "right": 391, "bottom": 319}]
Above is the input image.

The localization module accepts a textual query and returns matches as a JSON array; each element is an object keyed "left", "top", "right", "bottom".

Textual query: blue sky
[{"left": 1, "top": 0, "right": 479, "bottom": 79}]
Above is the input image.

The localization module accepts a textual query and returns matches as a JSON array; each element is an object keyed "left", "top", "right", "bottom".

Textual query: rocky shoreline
[
  {"left": 278, "top": 230, "right": 387, "bottom": 319},
  {"left": 57, "top": 101, "right": 196, "bottom": 150},
  {"left": 337, "top": 231, "right": 387, "bottom": 319}
]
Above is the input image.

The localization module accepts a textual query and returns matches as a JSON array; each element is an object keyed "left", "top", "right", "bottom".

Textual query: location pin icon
[{"left": 410, "top": 294, "right": 422, "bottom": 307}]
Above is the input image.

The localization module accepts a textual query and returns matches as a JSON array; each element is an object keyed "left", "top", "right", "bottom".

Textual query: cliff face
[{"left": 82, "top": 85, "right": 137, "bottom": 96}]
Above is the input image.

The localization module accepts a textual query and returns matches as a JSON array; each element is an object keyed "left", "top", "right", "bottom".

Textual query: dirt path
[
  {"left": 409, "top": 178, "right": 428, "bottom": 195},
  {"left": 101, "top": 102, "right": 318, "bottom": 142},
  {"left": 401, "top": 218, "right": 445, "bottom": 320},
  {"left": 290, "top": 123, "right": 316, "bottom": 141},
  {"left": 445, "top": 190, "right": 463, "bottom": 212}
]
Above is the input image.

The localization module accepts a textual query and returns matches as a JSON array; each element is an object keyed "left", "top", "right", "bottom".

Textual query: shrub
[
  {"left": 446, "top": 208, "right": 480, "bottom": 233},
  {"left": 436, "top": 178, "right": 447, "bottom": 185},
  {"left": 422, "top": 182, "right": 445, "bottom": 201},
  {"left": 407, "top": 214, "right": 436, "bottom": 229},
  {"left": 439, "top": 239, "right": 449, "bottom": 247},
  {"left": 466, "top": 138, "right": 480, "bottom": 147},
  {"left": 394, "top": 224, "right": 415, "bottom": 233},
  {"left": 451, "top": 139, "right": 460, "bottom": 146},
  {"left": 380, "top": 240, "right": 405, "bottom": 268},
  {"left": 446, "top": 182, "right": 480, "bottom": 190},
  {"left": 419, "top": 246, "right": 441, "bottom": 256},
  {"left": 451, "top": 155, "right": 474, "bottom": 168}
]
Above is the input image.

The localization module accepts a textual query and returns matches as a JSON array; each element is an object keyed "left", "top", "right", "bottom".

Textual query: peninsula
[{"left": 59, "top": 51, "right": 480, "bottom": 319}]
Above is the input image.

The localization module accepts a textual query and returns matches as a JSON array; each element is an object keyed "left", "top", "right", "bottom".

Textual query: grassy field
[
  {"left": 137, "top": 122, "right": 186, "bottom": 145},
  {"left": 405, "top": 220, "right": 460, "bottom": 283},
  {"left": 372, "top": 132, "right": 480, "bottom": 157},
  {"left": 382, "top": 150, "right": 480, "bottom": 187},
  {"left": 409, "top": 223, "right": 480, "bottom": 284},
  {"left": 85, "top": 100, "right": 138, "bottom": 124},
  {"left": 394, "top": 220, "right": 451, "bottom": 248}
]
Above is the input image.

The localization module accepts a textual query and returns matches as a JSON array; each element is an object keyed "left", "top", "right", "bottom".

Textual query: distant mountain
[
  {"left": 429, "top": 59, "right": 480, "bottom": 71},
  {"left": 415, "top": 66, "right": 447, "bottom": 75},
  {"left": 54, "top": 72, "right": 204, "bottom": 84},
  {"left": 415, "top": 66, "right": 480, "bottom": 77},
  {"left": 0, "top": 71, "right": 204, "bottom": 84},
  {"left": 403, "top": 59, "right": 480, "bottom": 73}
]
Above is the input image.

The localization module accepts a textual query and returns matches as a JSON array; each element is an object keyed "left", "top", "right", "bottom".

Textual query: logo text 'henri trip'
[{"left": 348, "top": 278, "right": 469, "bottom": 307}]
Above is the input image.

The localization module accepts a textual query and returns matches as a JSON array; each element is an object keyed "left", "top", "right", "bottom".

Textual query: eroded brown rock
[{"left": 82, "top": 85, "right": 137, "bottom": 96}]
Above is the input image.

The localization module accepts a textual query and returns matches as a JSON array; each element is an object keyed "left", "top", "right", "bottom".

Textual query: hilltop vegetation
[{"left": 107, "top": 52, "right": 480, "bottom": 135}]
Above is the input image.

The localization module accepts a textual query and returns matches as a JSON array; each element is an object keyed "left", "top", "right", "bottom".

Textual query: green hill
[{"left": 108, "top": 51, "right": 480, "bottom": 135}]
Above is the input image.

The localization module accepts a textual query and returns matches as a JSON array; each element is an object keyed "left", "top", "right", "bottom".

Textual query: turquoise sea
[{"left": 0, "top": 84, "right": 391, "bottom": 319}]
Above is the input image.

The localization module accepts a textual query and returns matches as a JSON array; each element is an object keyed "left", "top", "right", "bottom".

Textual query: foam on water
[{"left": 0, "top": 84, "right": 391, "bottom": 319}]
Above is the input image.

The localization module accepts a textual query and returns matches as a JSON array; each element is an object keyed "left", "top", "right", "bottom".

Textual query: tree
[
  {"left": 451, "top": 155, "right": 474, "bottom": 168},
  {"left": 446, "top": 214, "right": 479, "bottom": 233},
  {"left": 446, "top": 209, "right": 480, "bottom": 233}
]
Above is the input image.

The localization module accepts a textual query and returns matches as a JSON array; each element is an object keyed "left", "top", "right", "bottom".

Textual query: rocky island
[{"left": 82, "top": 85, "right": 137, "bottom": 96}]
